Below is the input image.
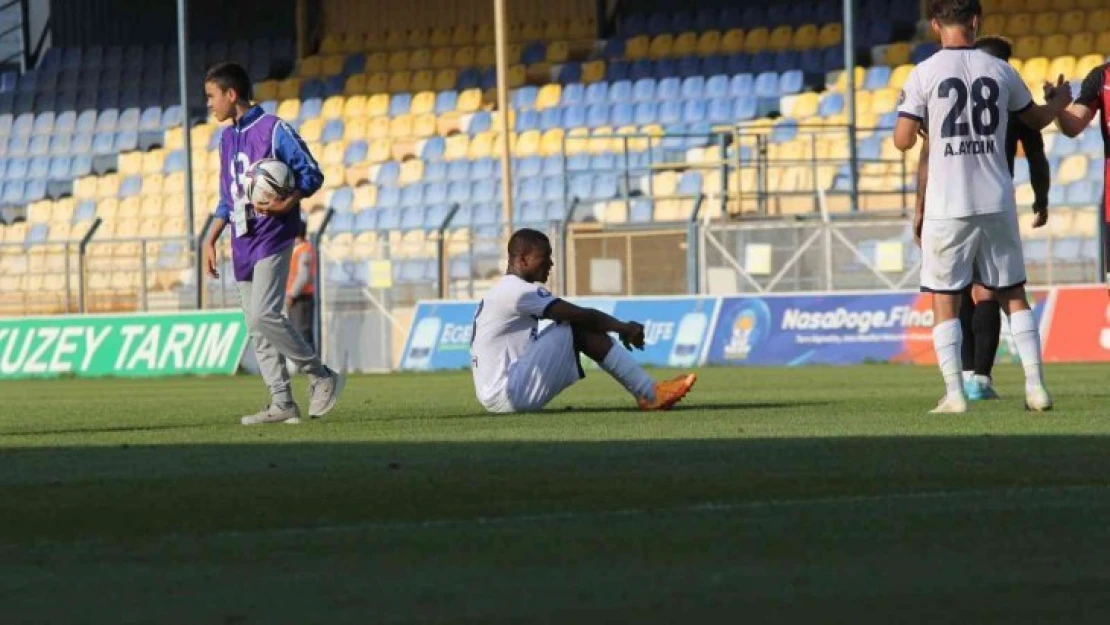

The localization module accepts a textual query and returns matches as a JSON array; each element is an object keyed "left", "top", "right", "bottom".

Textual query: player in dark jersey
[
  {"left": 913, "top": 35, "right": 1051, "bottom": 401},
  {"left": 1053, "top": 60, "right": 1110, "bottom": 289}
]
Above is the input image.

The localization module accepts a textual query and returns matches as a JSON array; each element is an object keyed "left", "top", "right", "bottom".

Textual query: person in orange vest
[{"left": 286, "top": 219, "right": 317, "bottom": 351}]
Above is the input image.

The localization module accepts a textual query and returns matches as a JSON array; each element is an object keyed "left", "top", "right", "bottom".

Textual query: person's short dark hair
[
  {"left": 929, "top": 0, "right": 981, "bottom": 27},
  {"left": 975, "top": 35, "right": 1012, "bottom": 61},
  {"left": 297, "top": 219, "right": 308, "bottom": 239},
  {"left": 205, "top": 62, "right": 253, "bottom": 102},
  {"left": 508, "top": 228, "right": 550, "bottom": 259}
]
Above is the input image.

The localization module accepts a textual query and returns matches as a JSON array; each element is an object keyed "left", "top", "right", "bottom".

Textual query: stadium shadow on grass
[
  {"left": 364, "top": 399, "right": 832, "bottom": 422},
  {"left": 2, "top": 435, "right": 1110, "bottom": 624}
]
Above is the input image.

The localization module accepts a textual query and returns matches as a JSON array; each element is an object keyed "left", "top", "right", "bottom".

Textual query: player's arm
[
  {"left": 1018, "top": 122, "right": 1051, "bottom": 226},
  {"left": 1055, "top": 66, "right": 1102, "bottom": 138},
  {"left": 913, "top": 133, "right": 928, "bottom": 246},
  {"left": 205, "top": 145, "right": 233, "bottom": 279},
  {"left": 1016, "top": 75, "right": 1071, "bottom": 131},
  {"left": 893, "top": 71, "right": 925, "bottom": 152},
  {"left": 544, "top": 300, "right": 645, "bottom": 350},
  {"left": 257, "top": 122, "right": 325, "bottom": 215}
]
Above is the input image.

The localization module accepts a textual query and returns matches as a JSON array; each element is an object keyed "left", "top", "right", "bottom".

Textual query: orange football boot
[{"left": 638, "top": 373, "right": 697, "bottom": 411}]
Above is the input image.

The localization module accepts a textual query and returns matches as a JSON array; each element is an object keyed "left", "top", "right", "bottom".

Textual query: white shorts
[
  {"left": 484, "top": 323, "right": 584, "bottom": 413},
  {"left": 920, "top": 212, "right": 1026, "bottom": 293}
]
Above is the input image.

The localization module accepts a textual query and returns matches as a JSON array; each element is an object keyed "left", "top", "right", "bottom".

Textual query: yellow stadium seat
[
  {"left": 341, "top": 34, "right": 364, "bottom": 54},
  {"left": 384, "top": 30, "right": 406, "bottom": 50},
  {"left": 353, "top": 185, "right": 376, "bottom": 210},
  {"left": 792, "top": 24, "right": 818, "bottom": 50},
  {"left": 398, "top": 159, "right": 424, "bottom": 186},
  {"left": 411, "top": 70, "right": 434, "bottom": 92},
  {"left": 1048, "top": 56, "right": 1077, "bottom": 82},
  {"left": 319, "top": 35, "right": 342, "bottom": 55},
  {"left": 563, "top": 127, "right": 588, "bottom": 155},
  {"left": 95, "top": 197, "right": 118, "bottom": 220},
  {"left": 475, "top": 46, "right": 496, "bottom": 67},
  {"left": 321, "top": 164, "right": 344, "bottom": 190},
  {"left": 300, "top": 118, "right": 323, "bottom": 143},
  {"left": 469, "top": 132, "right": 498, "bottom": 159},
  {"left": 1095, "top": 32, "right": 1110, "bottom": 60},
  {"left": 457, "top": 88, "right": 483, "bottom": 113},
  {"left": 539, "top": 128, "right": 565, "bottom": 156},
  {"left": 140, "top": 195, "right": 161, "bottom": 217},
  {"left": 720, "top": 29, "right": 744, "bottom": 54},
  {"left": 408, "top": 91, "right": 434, "bottom": 116},
  {"left": 625, "top": 35, "right": 649, "bottom": 60},
  {"left": 118, "top": 196, "right": 141, "bottom": 219},
  {"left": 474, "top": 22, "right": 494, "bottom": 44},
  {"left": 299, "top": 56, "right": 323, "bottom": 78},
  {"left": 534, "top": 84, "right": 561, "bottom": 110},
  {"left": 582, "top": 60, "right": 606, "bottom": 83},
  {"left": 1067, "top": 33, "right": 1095, "bottom": 58},
  {"left": 389, "top": 115, "right": 414, "bottom": 138},
  {"left": 322, "top": 142, "right": 345, "bottom": 167},
  {"left": 1026, "top": 0, "right": 1052, "bottom": 11},
  {"left": 1079, "top": 0, "right": 1103, "bottom": 8},
  {"left": 277, "top": 78, "right": 300, "bottom": 101},
  {"left": 437, "top": 112, "right": 461, "bottom": 136},
  {"left": 520, "top": 22, "right": 544, "bottom": 42},
  {"left": 514, "top": 130, "right": 541, "bottom": 157},
  {"left": 546, "top": 40, "right": 570, "bottom": 64},
  {"left": 1007, "top": 13, "right": 1033, "bottom": 38},
  {"left": 367, "top": 139, "right": 391, "bottom": 163},
  {"left": 342, "top": 73, "right": 366, "bottom": 96},
  {"left": 141, "top": 151, "right": 165, "bottom": 175},
  {"left": 648, "top": 34, "right": 673, "bottom": 59},
  {"left": 1090, "top": 9, "right": 1110, "bottom": 32},
  {"left": 387, "top": 51, "right": 408, "bottom": 73},
  {"left": 818, "top": 23, "right": 842, "bottom": 48},
  {"left": 1021, "top": 57, "right": 1048, "bottom": 83},
  {"left": 343, "top": 95, "right": 367, "bottom": 119},
  {"left": 1013, "top": 35, "right": 1040, "bottom": 59},
  {"left": 277, "top": 98, "right": 301, "bottom": 120},
  {"left": 430, "top": 48, "right": 454, "bottom": 70},
  {"left": 882, "top": 42, "right": 910, "bottom": 67},
  {"left": 163, "top": 127, "right": 184, "bottom": 150},
  {"left": 321, "top": 96, "right": 344, "bottom": 120},
  {"left": 366, "top": 72, "right": 389, "bottom": 94},
  {"left": 434, "top": 69, "right": 457, "bottom": 92},
  {"left": 1009, "top": 58, "right": 1023, "bottom": 73},
  {"left": 673, "top": 32, "right": 697, "bottom": 56},
  {"left": 544, "top": 19, "right": 569, "bottom": 41},
  {"left": 322, "top": 55, "right": 344, "bottom": 77},
  {"left": 162, "top": 191, "right": 184, "bottom": 216},
  {"left": 412, "top": 114, "right": 436, "bottom": 138},
  {"left": 889, "top": 64, "right": 914, "bottom": 90},
  {"left": 1060, "top": 154, "right": 1089, "bottom": 183},
  {"left": 453, "top": 47, "right": 475, "bottom": 68},
  {"left": 141, "top": 174, "right": 164, "bottom": 196},
  {"left": 254, "top": 80, "right": 279, "bottom": 102},
  {"left": 343, "top": 118, "right": 368, "bottom": 142},
  {"left": 366, "top": 117, "right": 390, "bottom": 140},
  {"left": 831, "top": 66, "right": 865, "bottom": 91},
  {"left": 190, "top": 125, "right": 212, "bottom": 148},
  {"left": 769, "top": 25, "right": 793, "bottom": 51},
  {"left": 872, "top": 88, "right": 899, "bottom": 113},
  {"left": 981, "top": 14, "right": 1006, "bottom": 35},
  {"left": 117, "top": 152, "right": 142, "bottom": 176},
  {"left": 409, "top": 49, "right": 431, "bottom": 71},
  {"left": 1041, "top": 35, "right": 1068, "bottom": 59},
  {"left": 1032, "top": 12, "right": 1059, "bottom": 35},
  {"left": 443, "top": 134, "right": 469, "bottom": 160},
  {"left": 452, "top": 24, "right": 475, "bottom": 46},
  {"left": 388, "top": 72, "right": 411, "bottom": 93},
  {"left": 696, "top": 31, "right": 721, "bottom": 56},
  {"left": 365, "top": 93, "right": 390, "bottom": 117},
  {"left": 744, "top": 27, "right": 769, "bottom": 53},
  {"left": 1076, "top": 53, "right": 1104, "bottom": 81},
  {"left": 366, "top": 52, "right": 388, "bottom": 74},
  {"left": 784, "top": 93, "right": 818, "bottom": 118},
  {"left": 1059, "top": 10, "right": 1087, "bottom": 33}
]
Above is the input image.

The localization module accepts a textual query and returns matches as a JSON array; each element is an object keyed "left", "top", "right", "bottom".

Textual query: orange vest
[{"left": 287, "top": 241, "right": 317, "bottom": 296}]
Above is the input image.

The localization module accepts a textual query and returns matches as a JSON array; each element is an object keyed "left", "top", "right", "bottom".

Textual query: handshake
[{"left": 1042, "top": 74, "right": 1073, "bottom": 109}]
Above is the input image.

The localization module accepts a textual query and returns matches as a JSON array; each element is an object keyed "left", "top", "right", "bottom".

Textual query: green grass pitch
[{"left": 2, "top": 364, "right": 1109, "bottom": 624}]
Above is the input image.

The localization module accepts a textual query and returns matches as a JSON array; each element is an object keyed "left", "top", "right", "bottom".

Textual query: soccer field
[{"left": 2, "top": 364, "right": 1109, "bottom": 624}]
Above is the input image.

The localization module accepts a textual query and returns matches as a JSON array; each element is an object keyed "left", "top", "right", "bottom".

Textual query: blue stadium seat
[
  {"left": 425, "top": 181, "right": 448, "bottom": 204},
  {"left": 567, "top": 153, "right": 591, "bottom": 172},
  {"left": 681, "top": 76, "right": 705, "bottom": 100},
  {"left": 447, "top": 160, "right": 471, "bottom": 182},
  {"left": 515, "top": 109, "right": 539, "bottom": 132},
  {"left": 541, "top": 156, "right": 563, "bottom": 176},
  {"left": 467, "top": 111, "right": 492, "bottom": 134},
  {"left": 1049, "top": 185, "right": 1067, "bottom": 207},
  {"left": 518, "top": 201, "right": 546, "bottom": 225},
  {"left": 584, "top": 82, "right": 609, "bottom": 105},
  {"left": 388, "top": 93, "right": 412, "bottom": 117},
  {"left": 354, "top": 209, "right": 377, "bottom": 231},
  {"left": 558, "top": 63, "right": 583, "bottom": 84},
  {"left": 471, "top": 158, "right": 497, "bottom": 181},
  {"left": 512, "top": 86, "right": 537, "bottom": 111},
  {"left": 115, "top": 131, "right": 138, "bottom": 152},
  {"left": 377, "top": 206, "right": 401, "bottom": 230},
  {"left": 375, "top": 161, "right": 400, "bottom": 186},
  {"left": 864, "top": 66, "right": 892, "bottom": 91},
  {"left": 456, "top": 68, "right": 481, "bottom": 90},
  {"left": 48, "top": 156, "right": 71, "bottom": 180},
  {"left": 754, "top": 72, "right": 780, "bottom": 98},
  {"left": 518, "top": 156, "right": 543, "bottom": 178},
  {"left": 910, "top": 42, "right": 939, "bottom": 64},
  {"left": 682, "top": 99, "right": 708, "bottom": 124},
  {"left": 779, "top": 70, "right": 804, "bottom": 95},
  {"left": 774, "top": 51, "right": 800, "bottom": 74},
  {"left": 629, "top": 59, "right": 654, "bottom": 81},
  {"left": 299, "top": 97, "right": 322, "bottom": 121},
  {"left": 611, "top": 101, "right": 634, "bottom": 127},
  {"left": 632, "top": 78, "right": 656, "bottom": 102},
  {"left": 330, "top": 187, "right": 354, "bottom": 212},
  {"left": 519, "top": 178, "right": 544, "bottom": 202},
  {"left": 5, "top": 157, "right": 28, "bottom": 179},
  {"left": 435, "top": 90, "right": 459, "bottom": 114},
  {"left": 539, "top": 106, "right": 563, "bottom": 131},
  {"left": 119, "top": 175, "right": 142, "bottom": 198},
  {"left": 606, "top": 60, "right": 630, "bottom": 82},
  {"left": 659, "top": 100, "right": 683, "bottom": 125},
  {"left": 542, "top": 176, "right": 564, "bottom": 202},
  {"left": 1066, "top": 181, "right": 1099, "bottom": 205},
  {"left": 521, "top": 42, "right": 547, "bottom": 65},
  {"left": 818, "top": 92, "right": 845, "bottom": 117},
  {"left": 471, "top": 179, "right": 497, "bottom": 203},
  {"left": 586, "top": 103, "right": 609, "bottom": 128},
  {"left": 344, "top": 141, "right": 368, "bottom": 165},
  {"left": 400, "top": 205, "right": 424, "bottom": 230},
  {"left": 28, "top": 156, "right": 50, "bottom": 180},
  {"left": 677, "top": 56, "right": 702, "bottom": 78},
  {"left": 633, "top": 101, "right": 658, "bottom": 125},
  {"left": 91, "top": 132, "right": 115, "bottom": 155},
  {"left": 331, "top": 210, "right": 354, "bottom": 233},
  {"left": 447, "top": 180, "right": 471, "bottom": 204},
  {"left": 28, "top": 135, "right": 49, "bottom": 157},
  {"left": 419, "top": 136, "right": 445, "bottom": 160},
  {"left": 2, "top": 181, "right": 25, "bottom": 204},
  {"left": 71, "top": 154, "right": 92, "bottom": 176},
  {"left": 561, "top": 83, "right": 586, "bottom": 107},
  {"left": 733, "top": 96, "right": 758, "bottom": 121}
]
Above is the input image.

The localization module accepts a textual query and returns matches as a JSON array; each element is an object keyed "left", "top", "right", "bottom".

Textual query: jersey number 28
[{"left": 938, "top": 77, "right": 1000, "bottom": 139}]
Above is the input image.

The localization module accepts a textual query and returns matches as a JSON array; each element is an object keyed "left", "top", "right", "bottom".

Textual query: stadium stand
[{"left": 0, "top": 0, "right": 1106, "bottom": 315}]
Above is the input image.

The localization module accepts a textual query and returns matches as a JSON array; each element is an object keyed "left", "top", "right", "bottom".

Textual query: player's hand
[
  {"left": 1032, "top": 202, "right": 1048, "bottom": 228},
  {"left": 618, "top": 322, "right": 646, "bottom": 351},
  {"left": 255, "top": 192, "right": 297, "bottom": 217},
  {"left": 204, "top": 241, "right": 219, "bottom": 279},
  {"left": 1044, "top": 74, "right": 1072, "bottom": 108}
]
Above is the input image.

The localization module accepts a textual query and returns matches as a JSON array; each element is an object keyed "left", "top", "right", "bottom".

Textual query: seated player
[{"left": 470, "top": 228, "right": 695, "bottom": 413}]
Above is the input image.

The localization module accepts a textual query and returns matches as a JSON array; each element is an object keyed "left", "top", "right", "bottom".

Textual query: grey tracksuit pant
[{"left": 237, "top": 246, "right": 326, "bottom": 404}]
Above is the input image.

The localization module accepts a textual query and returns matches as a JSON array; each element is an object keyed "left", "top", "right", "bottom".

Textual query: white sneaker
[
  {"left": 241, "top": 403, "right": 302, "bottom": 425},
  {"left": 309, "top": 368, "right": 346, "bottom": 418},
  {"left": 929, "top": 393, "right": 969, "bottom": 414},
  {"left": 1024, "top": 386, "right": 1054, "bottom": 412}
]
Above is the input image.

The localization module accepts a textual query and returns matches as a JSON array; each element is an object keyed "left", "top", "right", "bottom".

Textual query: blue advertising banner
[{"left": 400, "top": 296, "right": 719, "bottom": 371}]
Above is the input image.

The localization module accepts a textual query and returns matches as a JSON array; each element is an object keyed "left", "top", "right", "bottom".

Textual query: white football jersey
[
  {"left": 470, "top": 274, "right": 558, "bottom": 405},
  {"left": 898, "top": 48, "right": 1033, "bottom": 220}
]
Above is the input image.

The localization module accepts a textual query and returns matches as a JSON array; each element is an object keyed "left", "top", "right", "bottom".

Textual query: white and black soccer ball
[{"left": 246, "top": 158, "right": 294, "bottom": 206}]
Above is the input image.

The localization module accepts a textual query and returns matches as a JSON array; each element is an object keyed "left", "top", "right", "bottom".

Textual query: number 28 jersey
[{"left": 898, "top": 48, "right": 1033, "bottom": 220}]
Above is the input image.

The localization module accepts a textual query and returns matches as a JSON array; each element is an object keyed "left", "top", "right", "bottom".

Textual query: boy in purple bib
[{"left": 202, "top": 62, "right": 344, "bottom": 425}]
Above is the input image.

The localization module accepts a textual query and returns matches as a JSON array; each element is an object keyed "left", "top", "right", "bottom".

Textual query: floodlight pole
[
  {"left": 844, "top": 0, "right": 859, "bottom": 212},
  {"left": 177, "top": 0, "right": 197, "bottom": 245},
  {"left": 494, "top": 0, "right": 515, "bottom": 235}
]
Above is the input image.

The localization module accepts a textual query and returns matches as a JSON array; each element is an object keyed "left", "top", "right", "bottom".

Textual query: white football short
[
  {"left": 484, "top": 323, "right": 585, "bottom": 413},
  {"left": 920, "top": 211, "right": 1026, "bottom": 293}
]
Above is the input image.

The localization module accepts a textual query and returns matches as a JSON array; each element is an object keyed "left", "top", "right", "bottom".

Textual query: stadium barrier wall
[
  {"left": 399, "top": 285, "right": 1110, "bottom": 371},
  {"left": 0, "top": 309, "right": 249, "bottom": 380}
]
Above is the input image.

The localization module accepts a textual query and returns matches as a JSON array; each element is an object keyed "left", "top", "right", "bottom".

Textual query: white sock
[
  {"left": 933, "top": 319, "right": 964, "bottom": 398},
  {"left": 600, "top": 345, "right": 656, "bottom": 402},
  {"left": 1008, "top": 309, "right": 1045, "bottom": 390},
  {"left": 974, "top": 374, "right": 992, "bottom": 387},
  {"left": 962, "top": 370, "right": 974, "bottom": 383}
]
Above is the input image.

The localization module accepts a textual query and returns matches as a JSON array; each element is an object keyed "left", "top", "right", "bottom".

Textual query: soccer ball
[{"left": 246, "top": 158, "right": 294, "bottom": 206}]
